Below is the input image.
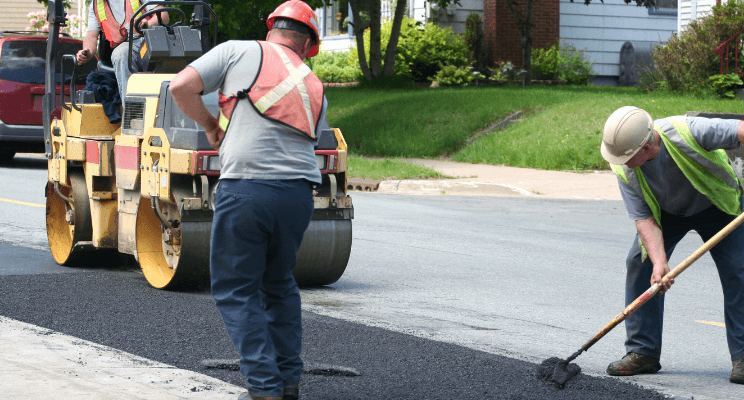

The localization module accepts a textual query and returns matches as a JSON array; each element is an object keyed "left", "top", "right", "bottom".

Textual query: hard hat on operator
[
  {"left": 267, "top": 0, "right": 321, "bottom": 57},
  {"left": 600, "top": 106, "right": 655, "bottom": 165}
]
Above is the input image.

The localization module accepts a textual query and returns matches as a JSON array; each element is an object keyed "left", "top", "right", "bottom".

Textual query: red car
[{"left": 0, "top": 31, "right": 94, "bottom": 162}]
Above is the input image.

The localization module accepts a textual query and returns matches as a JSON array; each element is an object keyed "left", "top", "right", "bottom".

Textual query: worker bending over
[
  {"left": 601, "top": 106, "right": 744, "bottom": 384},
  {"left": 169, "top": 1, "right": 327, "bottom": 399}
]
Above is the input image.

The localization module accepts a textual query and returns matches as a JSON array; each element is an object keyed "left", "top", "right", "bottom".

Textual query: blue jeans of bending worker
[
  {"left": 624, "top": 205, "right": 744, "bottom": 362},
  {"left": 210, "top": 178, "right": 314, "bottom": 397}
]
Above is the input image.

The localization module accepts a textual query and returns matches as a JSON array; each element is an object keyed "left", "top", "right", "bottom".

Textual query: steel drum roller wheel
[
  {"left": 46, "top": 171, "right": 93, "bottom": 265},
  {"left": 135, "top": 193, "right": 211, "bottom": 290},
  {"left": 294, "top": 219, "right": 352, "bottom": 287}
]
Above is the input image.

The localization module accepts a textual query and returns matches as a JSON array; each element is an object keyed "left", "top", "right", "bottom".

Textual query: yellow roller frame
[{"left": 140, "top": 128, "right": 171, "bottom": 200}]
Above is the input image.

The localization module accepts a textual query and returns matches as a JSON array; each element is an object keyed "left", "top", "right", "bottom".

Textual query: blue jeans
[
  {"left": 210, "top": 179, "right": 314, "bottom": 397},
  {"left": 625, "top": 205, "right": 744, "bottom": 361},
  {"left": 110, "top": 37, "right": 143, "bottom": 104}
]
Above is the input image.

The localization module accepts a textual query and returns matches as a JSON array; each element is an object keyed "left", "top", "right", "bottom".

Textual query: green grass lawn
[{"left": 325, "top": 85, "right": 744, "bottom": 178}]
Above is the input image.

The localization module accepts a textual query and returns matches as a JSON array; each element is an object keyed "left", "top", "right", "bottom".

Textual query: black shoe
[
  {"left": 283, "top": 383, "right": 299, "bottom": 400},
  {"left": 731, "top": 359, "right": 744, "bottom": 384},
  {"left": 606, "top": 352, "right": 661, "bottom": 376}
]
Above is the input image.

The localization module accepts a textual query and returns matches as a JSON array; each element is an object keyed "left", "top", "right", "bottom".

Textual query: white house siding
[
  {"left": 559, "top": 0, "right": 676, "bottom": 81},
  {"left": 5, "top": 0, "right": 84, "bottom": 33},
  {"left": 411, "top": 0, "right": 484, "bottom": 33},
  {"left": 678, "top": 0, "right": 717, "bottom": 33}
]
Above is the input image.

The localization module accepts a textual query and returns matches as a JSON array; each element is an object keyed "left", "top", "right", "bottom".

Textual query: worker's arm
[
  {"left": 635, "top": 217, "right": 674, "bottom": 292},
  {"left": 76, "top": 30, "right": 99, "bottom": 65},
  {"left": 737, "top": 120, "right": 744, "bottom": 144},
  {"left": 139, "top": 5, "right": 170, "bottom": 29},
  {"left": 170, "top": 66, "right": 223, "bottom": 150}
]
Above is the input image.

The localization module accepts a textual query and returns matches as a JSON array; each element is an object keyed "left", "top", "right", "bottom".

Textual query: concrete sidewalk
[
  {"left": 0, "top": 317, "right": 244, "bottom": 399},
  {"left": 369, "top": 159, "right": 622, "bottom": 200}
]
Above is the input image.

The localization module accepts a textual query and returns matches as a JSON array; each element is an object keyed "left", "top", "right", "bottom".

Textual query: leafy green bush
[
  {"left": 653, "top": 0, "right": 744, "bottom": 94},
  {"left": 709, "top": 73, "right": 743, "bottom": 99},
  {"left": 531, "top": 40, "right": 593, "bottom": 84},
  {"left": 349, "top": 17, "right": 469, "bottom": 82},
  {"left": 431, "top": 65, "right": 474, "bottom": 87},
  {"left": 637, "top": 57, "right": 667, "bottom": 93},
  {"left": 557, "top": 41, "right": 593, "bottom": 85},
  {"left": 532, "top": 45, "right": 560, "bottom": 80},
  {"left": 306, "top": 51, "right": 361, "bottom": 83}
]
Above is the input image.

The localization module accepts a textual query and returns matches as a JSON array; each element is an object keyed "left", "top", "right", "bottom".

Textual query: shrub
[
  {"left": 558, "top": 41, "right": 593, "bottom": 85},
  {"left": 709, "top": 73, "right": 743, "bottom": 99},
  {"left": 532, "top": 45, "right": 560, "bottom": 80},
  {"left": 530, "top": 40, "right": 593, "bottom": 84},
  {"left": 464, "top": 13, "right": 488, "bottom": 72},
  {"left": 349, "top": 17, "right": 469, "bottom": 82},
  {"left": 491, "top": 60, "right": 515, "bottom": 82},
  {"left": 653, "top": 0, "right": 744, "bottom": 94},
  {"left": 26, "top": 10, "right": 84, "bottom": 39},
  {"left": 431, "top": 65, "right": 474, "bottom": 87},
  {"left": 637, "top": 56, "right": 667, "bottom": 93},
  {"left": 306, "top": 51, "right": 361, "bottom": 83}
]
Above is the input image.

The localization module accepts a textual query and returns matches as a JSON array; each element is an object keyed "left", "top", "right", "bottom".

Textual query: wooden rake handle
[{"left": 580, "top": 210, "right": 744, "bottom": 352}]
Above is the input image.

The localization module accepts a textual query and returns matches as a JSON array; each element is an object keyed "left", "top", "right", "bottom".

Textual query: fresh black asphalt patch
[{"left": 0, "top": 266, "right": 666, "bottom": 399}]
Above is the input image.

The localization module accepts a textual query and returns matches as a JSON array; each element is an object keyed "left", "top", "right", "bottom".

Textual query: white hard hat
[{"left": 600, "top": 106, "right": 654, "bottom": 165}]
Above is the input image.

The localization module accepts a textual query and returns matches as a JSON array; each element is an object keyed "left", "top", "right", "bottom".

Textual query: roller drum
[
  {"left": 135, "top": 185, "right": 211, "bottom": 290},
  {"left": 294, "top": 219, "right": 352, "bottom": 287},
  {"left": 46, "top": 171, "right": 94, "bottom": 265}
]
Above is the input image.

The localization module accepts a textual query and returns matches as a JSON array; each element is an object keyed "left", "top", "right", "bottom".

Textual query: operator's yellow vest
[{"left": 611, "top": 116, "right": 742, "bottom": 260}]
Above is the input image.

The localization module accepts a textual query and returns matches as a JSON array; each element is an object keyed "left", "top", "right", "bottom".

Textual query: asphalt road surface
[{"left": 0, "top": 154, "right": 738, "bottom": 399}]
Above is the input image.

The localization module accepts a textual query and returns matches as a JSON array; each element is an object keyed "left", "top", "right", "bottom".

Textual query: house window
[
  {"left": 323, "top": 0, "right": 350, "bottom": 37},
  {"left": 648, "top": 0, "right": 677, "bottom": 16}
]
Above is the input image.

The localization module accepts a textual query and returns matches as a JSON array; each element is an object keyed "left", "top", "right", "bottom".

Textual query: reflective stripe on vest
[
  {"left": 217, "top": 41, "right": 323, "bottom": 140},
  {"left": 611, "top": 116, "right": 742, "bottom": 261},
  {"left": 253, "top": 43, "right": 316, "bottom": 136},
  {"left": 95, "top": 0, "right": 141, "bottom": 48}
]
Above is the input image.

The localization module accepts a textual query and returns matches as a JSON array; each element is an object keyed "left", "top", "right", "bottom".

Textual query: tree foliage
[
  {"left": 652, "top": 0, "right": 744, "bottom": 94},
  {"left": 348, "top": 0, "right": 461, "bottom": 82},
  {"left": 37, "top": 0, "right": 326, "bottom": 43},
  {"left": 207, "top": 0, "right": 323, "bottom": 42}
]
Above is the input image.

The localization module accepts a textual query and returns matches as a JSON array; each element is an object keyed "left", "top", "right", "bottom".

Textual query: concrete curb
[{"left": 378, "top": 180, "right": 533, "bottom": 197}]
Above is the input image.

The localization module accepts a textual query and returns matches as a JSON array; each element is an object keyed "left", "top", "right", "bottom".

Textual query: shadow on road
[{"left": 0, "top": 154, "right": 48, "bottom": 170}]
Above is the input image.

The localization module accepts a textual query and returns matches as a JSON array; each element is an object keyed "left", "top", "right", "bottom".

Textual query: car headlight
[{"left": 316, "top": 154, "right": 326, "bottom": 170}]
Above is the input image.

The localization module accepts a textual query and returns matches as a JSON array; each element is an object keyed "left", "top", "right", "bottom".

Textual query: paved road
[{"left": 0, "top": 154, "right": 738, "bottom": 399}]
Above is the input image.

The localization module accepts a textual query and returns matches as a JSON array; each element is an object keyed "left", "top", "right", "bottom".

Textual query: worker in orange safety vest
[{"left": 169, "top": 1, "right": 327, "bottom": 399}]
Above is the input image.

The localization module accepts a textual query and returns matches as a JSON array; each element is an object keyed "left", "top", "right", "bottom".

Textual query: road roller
[{"left": 42, "top": 0, "right": 353, "bottom": 290}]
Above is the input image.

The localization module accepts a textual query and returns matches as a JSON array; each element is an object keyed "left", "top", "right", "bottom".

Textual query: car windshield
[{"left": 0, "top": 40, "right": 95, "bottom": 84}]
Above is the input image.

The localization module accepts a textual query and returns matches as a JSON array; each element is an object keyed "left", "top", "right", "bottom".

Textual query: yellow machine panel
[
  {"left": 62, "top": 104, "right": 120, "bottom": 138},
  {"left": 126, "top": 74, "right": 176, "bottom": 96},
  {"left": 140, "top": 128, "right": 171, "bottom": 199}
]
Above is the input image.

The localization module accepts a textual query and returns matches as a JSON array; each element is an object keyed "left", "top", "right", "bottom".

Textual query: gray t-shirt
[
  {"left": 189, "top": 40, "right": 325, "bottom": 184},
  {"left": 87, "top": 0, "right": 157, "bottom": 32},
  {"left": 618, "top": 117, "right": 741, "bottom": 220}
]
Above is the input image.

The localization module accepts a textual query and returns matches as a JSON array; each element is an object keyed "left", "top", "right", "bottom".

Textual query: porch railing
[{"left": 714, "top": 27, "right": 744, "bottom": 77}]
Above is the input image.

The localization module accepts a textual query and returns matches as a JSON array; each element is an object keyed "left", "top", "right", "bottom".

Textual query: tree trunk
[
  {"left": 382, "top": 0, "right": 408, "bottom": 76},
  {"left": 506, "top": 0, "right": 537, "bottom": 85},
  {"left": 368, "top": 0, "right": 382, "bottom": 78},
  {"left": 348, "top": 0, "right": 373, "bottom": 81}
]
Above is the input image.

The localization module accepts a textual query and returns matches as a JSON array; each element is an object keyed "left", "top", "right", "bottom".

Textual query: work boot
[
  {"left": 283, "top": 383, "right": 299, "bottom": 400},
  {"left": 731, "top": 359, "right": 744, "bottom": 384},
  {"left": 237, "top": 392, "right": 282, "bottom": 400},
  {"left": 606, "top": 352, "right": 661, "bottom": 376}
]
